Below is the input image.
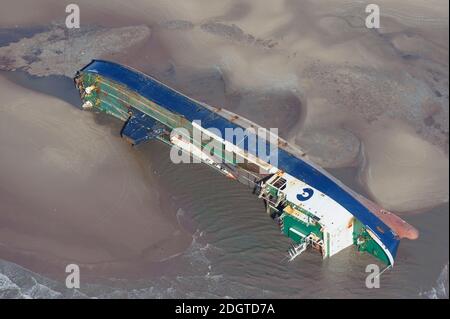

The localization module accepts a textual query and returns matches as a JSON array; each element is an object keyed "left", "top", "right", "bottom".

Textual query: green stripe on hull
[{"left": 353, "top": 220, "right": 390, "bottom": 265}]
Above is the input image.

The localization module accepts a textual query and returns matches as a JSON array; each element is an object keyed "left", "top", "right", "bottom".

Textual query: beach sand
[{"left": 0, "top": 74, "right": 191, "bottom": 280}]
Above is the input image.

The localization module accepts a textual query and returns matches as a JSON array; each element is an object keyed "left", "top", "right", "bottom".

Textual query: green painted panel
[
  {"left": 353, "top": 220, "right": 390, "bottom": 265},
  {"left": 281, "top": 213, "right": 322, "bottom": 244}
]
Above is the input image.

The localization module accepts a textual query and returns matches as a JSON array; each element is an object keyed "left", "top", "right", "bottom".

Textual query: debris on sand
[{"left": 0, "top": 24, "right": 151, "bottom": 77}]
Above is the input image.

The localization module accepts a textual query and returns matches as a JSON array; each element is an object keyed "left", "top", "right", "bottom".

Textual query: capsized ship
[{"left": 75, "top": 60, "right": 418, "bottom": 267}]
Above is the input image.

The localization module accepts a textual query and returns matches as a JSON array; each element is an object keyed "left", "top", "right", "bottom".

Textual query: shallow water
[
  {"left": 0, "top": 26, "right": 50, "bottom": 47},
  {"left": 0, "top": 73, "right": 448, "bottom": 298},
  {"left": 1, "top": 71, "right": 82, "bottom": 107}
]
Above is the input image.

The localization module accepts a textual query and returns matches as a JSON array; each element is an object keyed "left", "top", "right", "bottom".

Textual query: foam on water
[
  {"left": 0, "top": 259, "right": 87, "bottom": 299},
  {"left": 420, "top": 263, "right": 449, "bottom": 299}
]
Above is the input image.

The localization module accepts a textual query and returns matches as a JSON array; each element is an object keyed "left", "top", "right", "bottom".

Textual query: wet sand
[
  {"left": 357, "top": 119, "right": 449, "bottom": 213},
  {"left": 0, "top": 0, "right": 448, "bottom": 297},
  {"left": 0, "top": 73, "right": 191, "bottom": 280}
]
